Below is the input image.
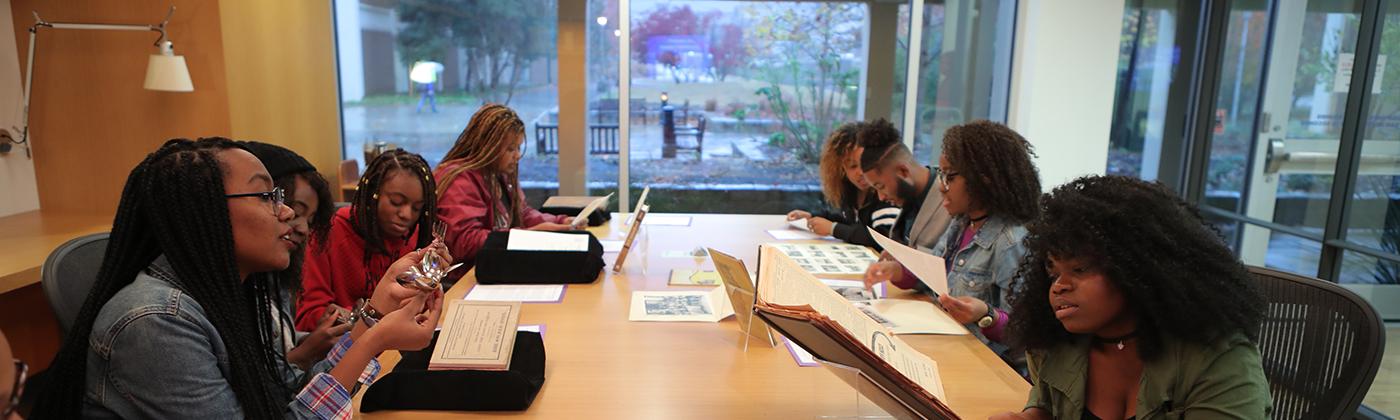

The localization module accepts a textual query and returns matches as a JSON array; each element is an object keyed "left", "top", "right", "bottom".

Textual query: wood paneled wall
[
  {"left": 10, "top": 0, "right": 232, "bottom": 215},
  {"left": 219, "top": 0, "right": 342, "bottom": 183}
]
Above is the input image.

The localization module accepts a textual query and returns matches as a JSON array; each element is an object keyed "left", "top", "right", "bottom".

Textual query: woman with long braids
[
  {"left": 434, "top": 104, "right": 574, "bottom": 280},
  {"left": 31, "top": 138, "right": 442, "bottom": 418},
  {"left": 991, "top": 176, "right": 1270, "bottom": 419},
  {"left": 296, "top": 149, "right": 443, "bottom": 331}
]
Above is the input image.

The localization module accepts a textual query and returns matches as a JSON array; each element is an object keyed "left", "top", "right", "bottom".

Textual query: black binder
[
  {"left": 360, "top": 331, "right": 546, "bottom": 412},
  {"left": 754, "top": 304, "right": 960, "bottom": 420},
  {"left": 475, "top": 230, "right": 605, "bottom": 284}
]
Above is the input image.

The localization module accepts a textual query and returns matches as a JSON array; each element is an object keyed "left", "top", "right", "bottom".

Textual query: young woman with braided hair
[
  {"left": 296, "top": 149, "right": 447, "bottom": 332},
  {"left": 434, "top": 104, "right": 574, "bottom": 280},
  {"left": 31, "top": 138, "right": 442, "bottom": 418}
]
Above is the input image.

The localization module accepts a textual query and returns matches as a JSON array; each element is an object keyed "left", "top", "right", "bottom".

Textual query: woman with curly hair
[
  {"left": 991, "top": 176, "right": 1270, "bottom": 419},
  {"left": 868, "top": 120, "right": 1041, "bottom": 371},
  {"left": 785, "top": 122, "right": 900, "bottom": 249}
]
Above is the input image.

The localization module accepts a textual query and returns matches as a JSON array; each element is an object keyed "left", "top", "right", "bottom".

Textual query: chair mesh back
[
  {"left": 1249, "top": 266, "right": 1385, "bottom": 420},
  {"left": 40, "top": 232, "right": 109, "bottom": 334}
]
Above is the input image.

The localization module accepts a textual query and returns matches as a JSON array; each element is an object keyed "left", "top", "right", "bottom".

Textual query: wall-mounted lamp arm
[{"left": 11, "top": 6, "right": 181, "bottom": 157}]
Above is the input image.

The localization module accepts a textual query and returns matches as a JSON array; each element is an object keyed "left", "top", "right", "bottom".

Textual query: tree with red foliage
[
  {"left": 709, "top": 23, "right": 748, "bottom": 82},
  {"left": 632, "top": 5, "right": 718, "bottom": 81}
]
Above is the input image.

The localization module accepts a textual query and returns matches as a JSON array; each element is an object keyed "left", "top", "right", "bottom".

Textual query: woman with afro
[{"left": 992, "top": 175, "right": 1270, "bottom": 419}]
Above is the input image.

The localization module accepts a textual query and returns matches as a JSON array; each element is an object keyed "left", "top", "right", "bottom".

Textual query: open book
[{"left": 755, "top": 246, "right": 958, "bottom": 419}]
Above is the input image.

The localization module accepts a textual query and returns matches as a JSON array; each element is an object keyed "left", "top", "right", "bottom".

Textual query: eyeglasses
[
  {"left": 2, "top": 359, "right": 25, "bottom": 418},
  {"left": 225, "top": 187, "right": 286, "bottom": 214},
  {"left": 936, "top": 169, "right": 960, "bottom": 188}
]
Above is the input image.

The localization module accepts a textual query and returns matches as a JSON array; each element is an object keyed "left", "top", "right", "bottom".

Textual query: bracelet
[{"left": 347, "top": 299, "right": 384, "bottom": 327}]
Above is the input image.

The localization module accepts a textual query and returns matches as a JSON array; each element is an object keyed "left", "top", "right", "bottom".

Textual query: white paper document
[
  {"left": 600, "top": 239, "right": 624, "bottom": 253},
  {"left": 783, "top": 337, "right": 819, "bottom": 367},
  {"left": 643, "top": 215, "right": 692, "bottom": 226},
  {"left": 506, "top": 229, "right": 589, "bottom": 252},
  {"left": 517, "top": 324, "right": 544, "bottom": 336},
  {"left": 867, "top": 227, "right": 950, "bottom": 296},
  {"left": 788, "top": 219, "right": 812, "bottom": 231},
  {"left": 464, "top": 284, "right": 566, "bottom": 303},
  {"left": 767, "top": 229, "right": 824, "bottom": 241},
  {"left": 570, "top": 193, "right": 613, "bottom": 229},
  {"left": 853, "top": 300, "right": 967, "bottom": 335},
  {"left": 628, "top": 287, "right": 735, "bottom": 322}
]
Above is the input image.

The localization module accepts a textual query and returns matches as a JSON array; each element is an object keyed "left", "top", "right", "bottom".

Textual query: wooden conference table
[{"left": 356, "top": 213, "right": 1030, "bottom": 419}]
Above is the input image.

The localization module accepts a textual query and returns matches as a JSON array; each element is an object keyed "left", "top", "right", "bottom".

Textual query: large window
[
  {"left": 902, "top": 0, "right": 1017, "bottom": 166},
  {"left": 334, "top": 0, "right": 1015, "bottom": 214},
  {"left": 334, "top": 0, "right": 560, "bottom": 193},
  {"left": 619, "top": 0, "right": 878, "bottom": 213}
]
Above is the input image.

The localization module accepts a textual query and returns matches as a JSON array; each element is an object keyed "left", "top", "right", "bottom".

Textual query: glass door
[{"left": 1194, "top": 0, "right": 1399, "bottom": 319}]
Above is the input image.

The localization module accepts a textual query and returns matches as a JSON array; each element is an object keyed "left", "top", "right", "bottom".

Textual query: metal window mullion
[
  {"left": 618, "top": 0, "right": 631, "bottom": 213},
  {"left": 1236, "top": 0, "right": 1282, "bottom": 216},
  {"left": 1319, "top": 0, "right": 1387, "bottom": 281},
  {"left": 1182, "top": 0, "right": 1233, "bottom": 206},
  {"left": 1155, "top": 0, "right": 1204, "bottom": 193},
  {"left": 1324, "top": 239, "right": 1400, "bottom": 266},
  {"left": 900, "top": 0, "right": 925, "bottom": 151},
  {"left": 1200, "top": 205, "right": 1327, "bottom": 242}
]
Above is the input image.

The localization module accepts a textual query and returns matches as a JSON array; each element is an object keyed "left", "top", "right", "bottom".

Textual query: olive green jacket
[{"left": 1025, "top": 333, "right": 1272, "bottom": 419}]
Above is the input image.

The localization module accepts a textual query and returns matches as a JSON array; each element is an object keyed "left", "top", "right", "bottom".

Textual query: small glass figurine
[{"left": 396, "top": 221, "right": 462, "bottom": 292}]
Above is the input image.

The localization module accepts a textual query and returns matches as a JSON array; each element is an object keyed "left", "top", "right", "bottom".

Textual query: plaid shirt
[{"left": 292, "top": 333, "right": 381, "bottom": 419}]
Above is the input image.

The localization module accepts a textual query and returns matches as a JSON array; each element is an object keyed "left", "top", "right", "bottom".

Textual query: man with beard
[{"left": 857, "top": 119, "right": 951, "bottom": 291}]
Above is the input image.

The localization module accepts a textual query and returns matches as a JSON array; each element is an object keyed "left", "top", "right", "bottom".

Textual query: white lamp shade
[{"left": 145, "top": 43, "right": 193, "bottom": 92}]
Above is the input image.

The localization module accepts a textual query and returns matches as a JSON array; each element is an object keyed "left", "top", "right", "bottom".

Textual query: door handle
[{"left": 1265, "top": 138, "right": 1286, "bottom": 175}]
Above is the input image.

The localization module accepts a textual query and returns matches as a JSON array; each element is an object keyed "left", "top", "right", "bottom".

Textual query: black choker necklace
[
  {"left": 1092, "top": 330, "right": 1138, "bottom": 350},
  {"left": 968, "top": 213, "right": 989, "bottom": 223}
]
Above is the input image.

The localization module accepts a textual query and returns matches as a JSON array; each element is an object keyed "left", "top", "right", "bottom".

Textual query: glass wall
[
  {"left": 1107, "top": 0, "right": 1184, "bottom": 180},
  {"left": 622, "top": 0, "right": 886, "bottom": 213},
  {"left": 333, "top": 0, "right": 560, "bottom": 192},
  {"left": 1339, "top": 3, "right": 1400, "bottom": 285},
  {"left": 1107, "top": 1, "right": 1399, "bottom": 411},
  {"left": 905, "top": 0, "right": 1017, "bottom": 166}
]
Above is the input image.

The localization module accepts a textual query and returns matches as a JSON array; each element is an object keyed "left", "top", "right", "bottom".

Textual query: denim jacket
[
  {"left": 929, "top": 215, "right": 1028, "bottom": 369},
  {"left": 83, "top": 256, "right": 377, "bottom": 419}
]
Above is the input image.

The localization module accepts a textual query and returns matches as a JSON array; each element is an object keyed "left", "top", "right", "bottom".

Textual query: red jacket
[
  {"left": 295, "top": 207, "right": 417, "bottom": 331},
  {"left": 434, "top": 162, "right": 566, "bottom": 280}
]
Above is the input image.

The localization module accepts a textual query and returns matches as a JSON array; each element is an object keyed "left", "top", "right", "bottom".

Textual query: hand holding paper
[
  {"left": 570, "top": 192, "right": 613, "bottom": 229},
  {"left": 865, "top": 227, "right": 950, "bottom": 296}
]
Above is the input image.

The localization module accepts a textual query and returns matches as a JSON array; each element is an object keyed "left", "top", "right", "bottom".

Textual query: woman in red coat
[
  {"left": 435, "top": 104, "right": 574, "bottom": 281},
  {"left": 295, "top": 149, "right": 439, "bottom": 331}
]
